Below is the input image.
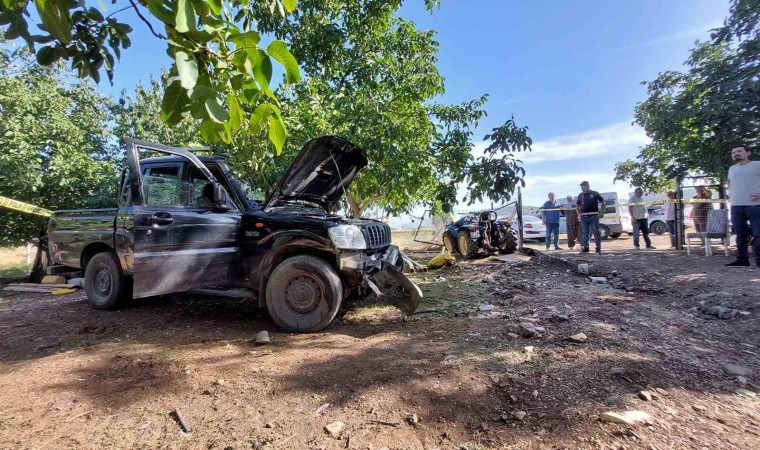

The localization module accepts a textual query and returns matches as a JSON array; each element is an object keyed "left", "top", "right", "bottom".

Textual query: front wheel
[
  {"left": 265, "top": 255, "right": 343, "bottom": 332},
  {"left": 499, "top": 230, "right": 518, "bottom": 254},
  {"left": 84, "top": 252, "right": 129, "bottom": 310},
  {"left": 458, "top": 230, "right": 478, "bottom": 259},
  {"left": 650, "top": 221, "right": 666, "bottom": 235},
  {"left": 442, "top": 231, "right": 459, "bottom": 254}
]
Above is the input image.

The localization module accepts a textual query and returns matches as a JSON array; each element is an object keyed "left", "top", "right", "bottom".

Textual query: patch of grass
[{"left": 0, "top": 263, "right": 32, "bottom": 280}]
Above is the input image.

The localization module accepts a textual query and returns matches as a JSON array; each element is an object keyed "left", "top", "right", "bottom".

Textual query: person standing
[
  {"left": 542, "top": 192, "right": 561, "bottom": 250},
  {"left": 725, "top": 145, "right": 760, "bottom": 267},
  {"left": 576, "top": 181, "right": 605, "bottom": 254},
  {"left": 564, "top": 195, "right": 580, "bottom": 250},
  {"left": 628, "top": 188, "right": 655, "bottom": 250},
  {"left": 690, "top": 186, "right": 712, "bottom": 233},
  {"left": 662, "top": 190, "right": 677, "bottom": 248}
]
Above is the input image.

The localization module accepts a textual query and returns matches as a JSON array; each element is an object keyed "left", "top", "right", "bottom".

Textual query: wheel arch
[
  {"left": 257, "top": 245, "right": 340, "bottom": 308},
  {"left": 81, "top": 242, "right": 116, "bottom": 271}
]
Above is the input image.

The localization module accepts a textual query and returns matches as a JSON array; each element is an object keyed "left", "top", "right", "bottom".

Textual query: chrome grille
[{"left": 363, "top": 223, "right": 391, "bottom": 248}]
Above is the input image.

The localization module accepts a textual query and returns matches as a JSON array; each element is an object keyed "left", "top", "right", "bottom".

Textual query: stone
[
  {"left": 604, "top": 396, "right": 627, "bottom": 406},
  {"left": 479, "top": 304, "right": 495, "bottom": 312},
  {"left": 519, "top": 323, "right": 537, "bottom": 338},
  {"left": 638, "top": 391, "right": 653, "bottom": 402},
  {"left": 707, "top": 306, "right": 721, "bottom": 316},
  {"left": 589, "top": 276, "right": 607, "bottom": 283},
  {"left": 599, "top": 411, "right": 652, "bottom": 425},
  {"left": 513, "top": 411, "right": 526, "bottom": 421},
  {"left": 408, "top": 413, "right": 419, "bottom": 425},
  {"left": 610, "top": 367, "right": 626, "bottom": 376},
  {"left": 66, "top": 277, "right": 85, "bottom": 287},
  {"left": 324, "top": 421, "right": 345, "bottom": 436},
  {"left": 717, "top": 307, "right": 739, "bottom": 319},
  {"left": 523, "top": 346, "right": 534, "bottom": 354},
  {"left": 692, "top": 405, "right": 706, "bottom": 412},
  {"left": 255, "top": 331, "right": 271, "bottom": 344},
  {"left": 737, "top": 376, "right": 748, "bottom": 387},
  {"left": 566, "top": 333, "right": 587, "bottom": 343},
  {"left": 41, "top": 275, "right": 66, "bottom": 285},
  {"left": 724, "top": 363, "right": 753, "bottom": 377},
  {"left": 654, "top": 388, "right": 668, "bottom": 397},
  {"left": 736, "top": 389, "right": 757, "bottom": 398},
  {"left": 507, "top": 333, "right": 520, "bottom": 338},
  {"left": 214, "top": 378, "right": 225, "bottom": 386}
]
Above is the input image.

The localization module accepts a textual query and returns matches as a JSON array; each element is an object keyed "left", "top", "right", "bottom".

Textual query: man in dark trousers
[
  {"left": 542, "top": 192, "right": 561, "bottom": 250},
  {"left": 564, "top": 195, "right": 580, "bottom": 250},
  {"left": 576, "top": 181, "right": 605, "bottom": 254},
  {"left": 725, "top": 145, "right": 760, "bottom": 267}
]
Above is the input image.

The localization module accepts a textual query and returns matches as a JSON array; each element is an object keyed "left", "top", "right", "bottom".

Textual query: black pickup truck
[{"left": 47, "top": 137, "right": 421, "bottom": 332}]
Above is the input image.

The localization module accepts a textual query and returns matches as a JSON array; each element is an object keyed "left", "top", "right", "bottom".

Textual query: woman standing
[{"left": 690, "top": 186, "right": 712, "bottom": 232}]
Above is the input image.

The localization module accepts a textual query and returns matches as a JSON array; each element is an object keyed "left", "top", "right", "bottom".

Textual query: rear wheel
[
  {"left": 650, "top": 221, "right": 666, "bottom": 235},
  {"left": 442, "top": 232, "right": 459, "bottom": 254},
  {"left": 458, "top": 230, "right": 478, "bottom": 259},
  {"left": 599, "top": 225, "right": 611, "bottom": 240},
  {"left": 265, "top": 255, "right": 342, "bottom": 332},
  {"left": 84, "top": 252, "right": 129, "bottom": 310}
]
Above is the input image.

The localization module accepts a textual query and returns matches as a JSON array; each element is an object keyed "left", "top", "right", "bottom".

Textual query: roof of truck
[{"left": 139, "top": 154, "right": 227, "bottom": 165}]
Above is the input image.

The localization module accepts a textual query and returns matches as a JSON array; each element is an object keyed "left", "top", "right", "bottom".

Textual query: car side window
[
  {"left": 142, "top": 165, "right": 182, "bottom": 206},
  {"left": 119, "top": 168, "right": 131, "bottom": 206},
  {"left": 186, "top": 166, "right": 237, "bottom": 210}
]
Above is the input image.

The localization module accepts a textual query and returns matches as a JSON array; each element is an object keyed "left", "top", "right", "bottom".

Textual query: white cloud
[
  {"left": 472, "top": 121, "right": 648, "bottom": 164},
  {"left": 635, "top": 22, "right": 722, "bottom": 49},
  {"left": 521, "top": 172, "right": 633, "bottom": 207}
]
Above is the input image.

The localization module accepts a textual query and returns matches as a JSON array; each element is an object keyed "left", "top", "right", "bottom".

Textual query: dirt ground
[{"left": 1, "top": 234, "right": 759, "bottom": 450}]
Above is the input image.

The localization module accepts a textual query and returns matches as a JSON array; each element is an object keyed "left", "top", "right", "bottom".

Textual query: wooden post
[
  {"left": 517, "top": 188, "right": 524, "bottom": 250},
  {"left": 26, "top": 242, "right": 31, "bottom": 264}
]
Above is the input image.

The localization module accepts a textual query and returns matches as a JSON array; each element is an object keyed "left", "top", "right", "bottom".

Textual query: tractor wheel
[
  {"left": 458, "top": 230, "right": 478, "bottom": 260},
  {"left": 443, "top": 232, "right": 459, "bottom": 254}
]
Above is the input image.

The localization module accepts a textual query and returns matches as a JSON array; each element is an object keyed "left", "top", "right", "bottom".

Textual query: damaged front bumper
[{"left": 339, "top": 245, "right": 422, "bottom": 315}]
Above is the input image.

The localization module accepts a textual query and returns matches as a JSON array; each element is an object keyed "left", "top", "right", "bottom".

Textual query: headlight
[{"left": 328, "top": 225, "right": 367, "bottom": 249}]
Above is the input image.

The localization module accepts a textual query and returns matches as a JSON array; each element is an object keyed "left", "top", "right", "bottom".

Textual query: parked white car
[{"left": 516, "top": 215, "right": 546, "bottom": 240}]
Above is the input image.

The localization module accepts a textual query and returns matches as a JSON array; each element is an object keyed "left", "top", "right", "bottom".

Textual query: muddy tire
[
  {"left": 84, "top": 252, "right": 128, "bottom": 310},
  {"left": 443, "top": 232, "right": 459, "bottom": 254},
  {"left": 458, "top": 230, "right": 478, "bottom": 260},
  {"left": 265, "top": 255, "right": 342, "bottom": 333},
  {"left": 499, "top": 230, "right": 518, "bottom": 254}
]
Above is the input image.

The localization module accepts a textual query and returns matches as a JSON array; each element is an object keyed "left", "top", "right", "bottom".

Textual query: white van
[{"left": 557, "top": 192, "right": 632, "bottom": 240}]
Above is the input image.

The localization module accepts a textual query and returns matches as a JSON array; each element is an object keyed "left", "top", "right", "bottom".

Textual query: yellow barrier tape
[
  {"left": 0, "top": 196, "right": 53, "bottom": 217},
  {"left": 530, "top": 198, "right": 730, "bottom": 213}
]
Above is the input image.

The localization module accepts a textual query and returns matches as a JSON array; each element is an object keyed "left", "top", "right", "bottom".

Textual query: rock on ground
[
  {"left": 567, "top": 333, "right": 587, "bottom": 343},
  {"left": 324, "top": 421, "right": 345, "bottom": 436},
  {"left": 724, "top": 363, "right": 753, "bottom": 377},
  {"left": 599, "top": 411, "right": 652, "bottom": 425}
]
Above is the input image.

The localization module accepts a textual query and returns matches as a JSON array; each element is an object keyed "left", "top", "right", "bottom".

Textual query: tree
[
  {"left": 252, "top": 0, "right": 531, "bottom": 216},
  {"left": 615, "top": 0, "right": 759, "bottom": 191},
  {"left": 0, "top": 45, "right": 117, "bottom": 246},
  {"left": 0, "top": 0, "right": 300, "bottom": 148}
]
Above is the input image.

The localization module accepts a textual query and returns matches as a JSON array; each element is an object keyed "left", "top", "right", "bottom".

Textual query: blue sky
[{"left": 95, "top": 0, "right": 728, "bottom": 213}]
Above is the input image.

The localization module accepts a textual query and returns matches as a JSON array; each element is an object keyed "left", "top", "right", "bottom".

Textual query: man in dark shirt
[
  {"left": 564, "top": 195, "right": 580, "bottom": 249},
  {"left": 575, "top": 181, "right": 605, "bottom": 254}
]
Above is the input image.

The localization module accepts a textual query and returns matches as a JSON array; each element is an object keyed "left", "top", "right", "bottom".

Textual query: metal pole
[
  {"left": 675, "top": 177, "right": 683, "bottom": 250},
  {"left": 517, "top": 188, "right": 524, "bottom": 250},
  {"left": 26, "top": 242, "right": 31, "bottom": 264}
]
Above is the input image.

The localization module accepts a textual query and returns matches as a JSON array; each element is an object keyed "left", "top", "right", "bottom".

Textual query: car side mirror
[{"left": 212, "top": 182, "right": 230, "bottom": 211}]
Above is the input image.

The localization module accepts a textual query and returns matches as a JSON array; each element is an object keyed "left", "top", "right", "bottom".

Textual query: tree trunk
[{"left": 345, "top": 191, "right": 364, "bottom": 218}]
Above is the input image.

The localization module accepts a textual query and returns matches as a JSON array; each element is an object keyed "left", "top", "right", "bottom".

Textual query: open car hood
[{"left": 264, "top": 136, "right": 368, "bottom": 211}]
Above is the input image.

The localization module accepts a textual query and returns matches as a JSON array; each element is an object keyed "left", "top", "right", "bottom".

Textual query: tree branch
[{"left": 128, "top": 0, "right": 167, "bottom": 39}]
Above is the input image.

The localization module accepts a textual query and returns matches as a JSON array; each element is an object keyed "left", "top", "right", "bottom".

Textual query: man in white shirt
[
  {"left": 628, "top": 188, "right": 655, "bottom": 249},
  {"left": 662, "top": 191, "right": 677, "bottom": 248},
  {"left": 725, "top": 145, "right": 760, "bottom": 268}
]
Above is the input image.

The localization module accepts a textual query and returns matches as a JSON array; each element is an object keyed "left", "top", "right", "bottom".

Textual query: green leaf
[
  {"left": 175, "top": 51, "right": 198, "bottom": 89},
  {"left": 1, "top": 0, "right": 27, "bottom": 12},
  {"left": 266, "top": 40, "right": 300, "bottom": 84},
  {"left": 35, "top": 45, "right": 58, "bottom": 65},
  {"left": 188, "top": 84, "right": 216, "bottom": 101},
  {"left": 200, "top": 118, "right": 225, "bottom": 143},
  {"left": 282, "top": 0, "right": 297, "bottom": 13},
  {"left": 205, "top": 96, "right": 229, "bottom": 123},
  {"left": 229, "top": 31, "right": 261, "bottom": 52},
  {"left": 268, "top": 114, "right": 286, "bottom": 155},
  {"left": 175, "top": 0, "right": 195, "bottom": 33},
  {"left": 248, "top": 103, "right": 272, "bottom": 134},
  {"left": 253, "top": 52, "right": 272, "bottom": 90},
  {"left": 161, "top": 80, "right": 190, "bottom": 126},
  {"left": 147, "top": 0, "right": 175, "bottom": 25},
  {"left": 34, "top": 0, "right": 72, "bottom": 44},
  {"left": 241, "top": 82, "right": 260, "bottom": 105},
  {"left": 207, "top": 0, "right": 222, "bottom": 15}
]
